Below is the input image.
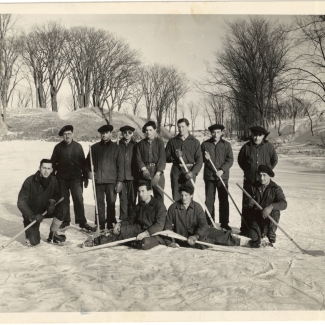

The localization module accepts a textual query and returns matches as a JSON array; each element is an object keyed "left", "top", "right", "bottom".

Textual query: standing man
[
  {"left": 238, "top": 126, "right": 278, "bottom": 236},
  {"left": 86, "top": 124, "right": 124, "bottom": 232},
  {"left": 118, "top": 125, "right": 138, "bottom": 221},
  {"left": 201, "top": 124, "right": 233, "bottom": 230},
  {"left": 136, "top": 121, "right": 166, "bottom": 202},
  {"left": 243, "top": 165, "right": 287, "bottom": 248},
  {"left": 51, "top": 125, "right": 95, "bottom": 232},
  {"left": 165, "top": 118, "right": 203, "bottom": 201},
  {"left": 17, "top": 159, "right": 65, "bottom": 246}
]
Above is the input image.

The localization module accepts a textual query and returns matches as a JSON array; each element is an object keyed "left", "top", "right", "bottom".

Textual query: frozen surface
[{"left": 0, "top": 140, "right": 325, "bottom": 312}]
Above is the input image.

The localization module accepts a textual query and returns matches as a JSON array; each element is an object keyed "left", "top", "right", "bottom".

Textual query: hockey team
[{"left": 17, "top": 119, "right": 287, "bottom": 250}]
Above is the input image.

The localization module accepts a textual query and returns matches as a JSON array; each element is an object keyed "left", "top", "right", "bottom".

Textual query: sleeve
[
  {"left": 156, "top": 139, "right": 166, "bottom": 172},
  {"left": 194, "top": 204, "right": 209, "bottom": 238},
  {"left": 78, "top": 144, "right": 88, "bottom": 178},
  {"left": 191, "top": 140, "right": 203, "bottom": 175},
  {"left": 165, "top": 139, "right": 174, "bottom": 163},
  {"left": 136, "top": 141, "right": 146, "bottom": 170},
  {"left": 237, "top": 144, "right": 246, "bottom": 171},
  {"left": 270, "top": 145, "right": 278, "bottom": 169},
  {"left": 164, "top": 205, "right": 175, "bottom": 231},
  {"left": 85, "top": 149, "right": 91, "bottom": 174},
  {"left": 116, "top": 146, "right": 124, "bottom": 182},
  {"left": 220, "top": 142, "right": 234, "bottom": 172},
  {"left": 201, "top": 142, "right": 208, "bottom": 163},
  {"left": 272, "top": 186, "right": 287, "bottom": 211},
  {"left": 146, "top": 201, "right": 167, "bottom": 235},
  {"left": 50, "top": 145, "right": 59, "bottom": 175},
  {"left": 17, "top": 178, "right": 34, "bottom": 217}
]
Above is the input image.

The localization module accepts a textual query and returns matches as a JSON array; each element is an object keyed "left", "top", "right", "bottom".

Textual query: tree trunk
[
  {"left": 277, "top": 115, "right": 281, "bottom": 136},
  {"left": 51, "top": 91, "right": 58, "bottom": 112},
  {"left": 38, "top": 83, "right": 46, "bottom": 108},
  {"left": 292, "top": 117, "right": 296, "bottom": 134},
  {"left": 174, "top": 102, "right": 178, "bottom": 135}
]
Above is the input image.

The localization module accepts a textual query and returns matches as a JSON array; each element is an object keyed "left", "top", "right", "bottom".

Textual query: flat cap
[
  {"left": 120, "top": 125, "right": 135, "bottom": 133},
  {"left": 208, "top": 124, "right": 225, "bottom": 132},
  {"left": 98, "top": 124, "right": 113, "bottom": 133},
  {"left": 258, "top": 165, "right": 275, "bottom": 177},
  {"left": 58, "top": 125, "right": 73, "bottom": 136},
  {"left": 142, "top": 121, "right": 156, "bottom": 133},
  {"left": 250, "top": 126, "right": 269, "bottom": 136}
]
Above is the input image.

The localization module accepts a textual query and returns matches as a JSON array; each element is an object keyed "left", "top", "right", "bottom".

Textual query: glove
[
  {"left": 136, "top": 230, "right": 150, "bottom": 241},
  {"left": 262, "top": 204, "right": 273, "bottom": 219},
  {"left": 168, "top": 242, "right": 180, "bottom": 248},
  {"left": 245, "top": 197, "right": 255, "bottom": 208},
  {"left": 185, "top": 171, "right": 194, "bottom": 180},
  {"left": 83, "top": 177, "right": 89, "bottom": 189},
  {"left": 216, "top": 169, "right": 224, "bottom": 178},
  {"left": 142, "top": 168, "right": 151, "bottom": 181},
  {"left": 31, "top": 214, "right": 44, "bottom": 223},
  {"left": 47, "top": 199, "right": 56, "bottom": 215},
  {"left": 151, "top": 173, "right": 161, "bottom": 186},
  {"left": 187, "top": 235, "right": 199, "bottom": 245},
  {"left": 113, "top": 222, "right": 121, "bottom": 234},
  {"left": 115, "top": 181, "right": 123, "bottom": 193},
  {"left": 204, "top": 151, "right": 211, "bottom": 160}
]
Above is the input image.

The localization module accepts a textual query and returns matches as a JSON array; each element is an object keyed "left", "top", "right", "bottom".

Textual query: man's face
[
  {"left": 123, "top": 130, "right": 133, "bottom": 141},
  {"left": 211, "top": 129, "right": 223, "bottom": 142},
  {"left": 145, "top": 126, "right": 156, "bottom": 139},
  {"left": 259, "top": 172, "right": 271, "bottom": 185},
  {"left": 252, "top": 132, "right": 265, "bottom": 145},
  {"left": 178, "top": 122, "right": 189, "bottom": 136},
  {"left": 101, "top": 131, "right": 112, "bottom": 142},
  {"left": 39, "top": 162, "right": 53, "bottom": 178},
  {"left": 63, "top": 131, "right": 73, "bottom": 144},
  {"left": 180, "top": 191, "right": 193, "bottom": 205},
  {"left": 138, "top": 185, "right": 151, "bottom": 202}
]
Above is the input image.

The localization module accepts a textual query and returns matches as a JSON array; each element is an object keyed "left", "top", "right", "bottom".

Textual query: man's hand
[
  {"left": 151, "top": 173, "right": 161, "bottom": 186},
  {"left": 113, "top": 222, "right": 121, "bottom": 234},
  {"left": 262, "top": 204, "right": 273, "bottom": 219},
  {"left": 88, "top": 172, "right": 96, "bottom": 180},
  {"left": 31, "top": 214, "right": 44, "bottom": 223},
  {"left": 187, "top": 235, "right": 199, "bottom": 245},
  {"left": 245, "top": 197, "right": 255, "bottom": 208},
  {"left": 47, "top": 199, "right": 56, "bottom": 215},
  {"left": 175, "top": 149, "right": 183, "bottom": 159},
  {"left": 168, "top": 242, "right": 180, "bottom": 248},
  {"left": 142, "top": 168, "right": 151, "bottom": 181},
  {"left": 185, "top": 171, "right": 194, "bottom": 180},
  {"left": 216, "top": 169, "right": 224, "bottom": 178},
  {"left": 136, "top": 230, "right": 150, "bottom": 241},
  {"left": 115, "top": 181, "right": 123, "bottom": 193},
  {"left": 83, "top": 177, "right": 89, "bottom": 189},
  {"left": 204, "top": 151, "right": 211, "bottom": 160}
]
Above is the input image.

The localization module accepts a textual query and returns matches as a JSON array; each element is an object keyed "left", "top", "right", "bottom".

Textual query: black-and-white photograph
[{"left": 0, "top": 2, "right": 324, "bottom": 319}]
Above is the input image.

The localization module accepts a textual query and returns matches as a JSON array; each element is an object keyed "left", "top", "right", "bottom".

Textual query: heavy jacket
[
  {"left": 119, "top": 138, "right": 138, "bottom": 181},
  {"left": 165, "top": 134, "right": 203, "bottom": 175},
  {"left": 201, "top": 138, "right": 233, "bottom": 180},
  {"left": 17, "top": 171, "right": 61, "bottom": 218},
  {"left": 244, "top": 180, "right": 287, "bottom": 219},
  {"left": 86, "top": 140, "right": 123, "bottom": 184},
  {"left": 51, "top": 140, "right": 87, "bottom": 179},
  {"left": 136, "top": 137, "right": 166, "bottom": 173},
  {"left": 121, "top": 196, "right": 167, "bottom": 236},
  {"left": 238, "top": 139, "right": 278, "bottom": 182}
]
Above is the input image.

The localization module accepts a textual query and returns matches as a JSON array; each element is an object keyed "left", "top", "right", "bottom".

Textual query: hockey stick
[
  {"left": 236, "top": 183, "right": 325, "bottom": 257},
  {"left": 155, "top": 184, "right": 174, "bottom": 203},
  {"left": 0, "top": 197, "right": 64, "bottom": 251}
]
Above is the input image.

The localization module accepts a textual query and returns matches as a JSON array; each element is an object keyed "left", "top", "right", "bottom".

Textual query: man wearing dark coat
[
  {"left": 51, "top": 125, "right": 95, "bottom": 232},
  {"left": 83, "top": 182, "right": 167, "bottom": 250},
  {"left": 237, "top": 126, "right": 278, "bottom": 236},
  {"left": 201, "top": 124, "right": 233, "bottom": 230},
  {"left": 86, "top": 124, "right": 124, "bottom": 231},
  {"left": 118, "top": 125, "right": 138, "bottom": 221},
  {"left": 243, "top": 165, "right": 287, "bottom": 248},
  {"left": 165, "top": 118, "right": 203, "bottom": 201},
  {"left": 136, "top": 121, "right": 166, "bottom": 202},
  {"left": 17, "top": 159, "right": 65, "bottom": 246}
]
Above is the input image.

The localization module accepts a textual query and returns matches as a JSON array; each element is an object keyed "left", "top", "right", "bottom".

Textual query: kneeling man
[
  {"left": 17, "top": 159, "right": 65, "bottom": 246},
  {"left": 83, "top": 182, "right": 167, "bottom": 250}
]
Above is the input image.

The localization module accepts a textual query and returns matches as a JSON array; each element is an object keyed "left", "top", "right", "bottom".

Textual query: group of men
[{"left": 17, "top": 117, "right": 287, "bottom": 250}]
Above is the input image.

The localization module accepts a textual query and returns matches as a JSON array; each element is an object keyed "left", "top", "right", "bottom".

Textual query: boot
[
  {"left": 220, "top": 224, "right": 232, "bottom": 231},
  {"left": 59, "top": 221, "right": 70, "bottom": 230},
  {"left": 79, "top": 222, "right": 97, "bottom": 232},
  {"left": 47, "top": 231, "right": 66, "bottom": 245}
]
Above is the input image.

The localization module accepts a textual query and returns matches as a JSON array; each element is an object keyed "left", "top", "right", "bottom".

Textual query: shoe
[
  {"left": 269, "top": 238, "right": 276, "bottom": 244},
  {"left": 221, "top": 224, "right": 232, "bottom": 231},
  {"left": 249, "top": 240, "right": 261, "bottom": 248},
  {"left": 239, "top": 231, "right": 249, "bottom": 237},
  {"left": 47, "top": 231, "right": 66, "bottom": 245},
  {"left": 59, "top": 221, "right": 70, "bottom": 230},
  {"left": 79, "top": 222, "right": 97, "bottom": 232}
]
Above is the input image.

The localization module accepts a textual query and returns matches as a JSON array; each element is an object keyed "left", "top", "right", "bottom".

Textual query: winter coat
[
  {"left": 238, "top": 139, "right": 278, "bottom": 182},
  {"left": 201, "top": 138, "right": 233, "bottom": 180},
  {"left": 51, "top": 140, "right": 87, "bottom": 180},
  {"left": 86, "top": 140, "right": 123, "bottom": 184},
  {"left": 119, "top": 138, "right": 138, "bottom": 181},
  {"left": 17, "top": 171, "right": 61, "bottom": 218}
]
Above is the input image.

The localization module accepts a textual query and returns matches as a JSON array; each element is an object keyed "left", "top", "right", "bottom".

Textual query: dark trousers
[
  {"left": 58, "top": 178, "right": 86, "bottom": 225},
  {"left": 170, "top": 165, "right": 196, "bottom": 201},
  {"left": 203, "top": 228, "right": 239, "bottom": 246},
  {"left": 96, "top": 183, "right": 117, "bottom": 229},
  {"left": 240, "top": 179, "right": 252, "bottom": 234},
  {"left": 204, "top": 179, "right": 229, "bottom": 225},
  {"left": 119, "top": 180, "right": 137, "bottom": 221}
]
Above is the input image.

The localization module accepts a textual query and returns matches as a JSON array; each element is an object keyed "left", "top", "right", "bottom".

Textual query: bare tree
[
  {"left": 128, "top": 81, "right": 143, "bottom": 116},
  {"left": 188, "top": 101, "right": 199, "bottom": 132},
  {"left": 16, "top": 88, "right": 32, "bottom": 108}
]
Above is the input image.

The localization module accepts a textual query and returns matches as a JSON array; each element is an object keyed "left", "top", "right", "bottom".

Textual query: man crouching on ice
[
  {"left": 164, "top": 185, "right": 250, "bottom": 248},
  {"left": 17, "top": 159, "right": 65, "bottom": 246},
  {"left": 83, "top": 182, "right": 167, "bottom": 250}
]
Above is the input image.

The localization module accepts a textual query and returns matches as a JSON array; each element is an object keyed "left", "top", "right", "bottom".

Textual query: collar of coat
[
  {"left": 175, "top": 133, "right": 196, "bottom": 141},
  {"left": 247, "top": 139, "right": 268, "bottom": 146},
  {"left": 254, "top": 179, "right": 277, "bottom": 189},
  {"left": 60, "top": 139, "right": 75, "bottom": 147},
  {"left": 140, "top": 195, "right": 155, "bottom": 207},
  {"left": 175, "top": 199, "right": 195, "bottom": 210},
  {"left": 206, "top": 137, "right": 226, "bottom": 144},
  {"left": 100, "top": 139, "right": 112, "bottom": 146},
  {"left": 33, "top": 170, "right": 53, "bottom": 185},
  {"left": 120, "top": 138, "right": 136, "bottom": 145}
]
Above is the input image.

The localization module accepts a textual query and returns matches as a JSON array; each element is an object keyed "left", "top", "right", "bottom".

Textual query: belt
[
  {"left": 178, "top": 163, "right": 194, "bottom": 167},
  {"left": 147, "top": 163, "right": 156, "bottom": 167}
]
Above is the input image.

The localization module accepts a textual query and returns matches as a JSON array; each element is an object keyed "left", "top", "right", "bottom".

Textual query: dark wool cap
[
  {"left": 58, "top": 125, "right": 73, "bottom": 136},
  {"left": 258, "top": 165, "right": 275, "bottom": 177},
  {"left": 142, "top": 121, "right": 156, "bottom": 133},
  {"left": 98, "top": 124, "right": 113, "bottom": 133},
  {"left": 120, "top": 125, "right": 135, "bottom": 132},
  {"left": 208, "top": 124, "right": 225, "bottom": 132},
  {"left": 250, "top": 126, "right": 269, "bottom": 136}
]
